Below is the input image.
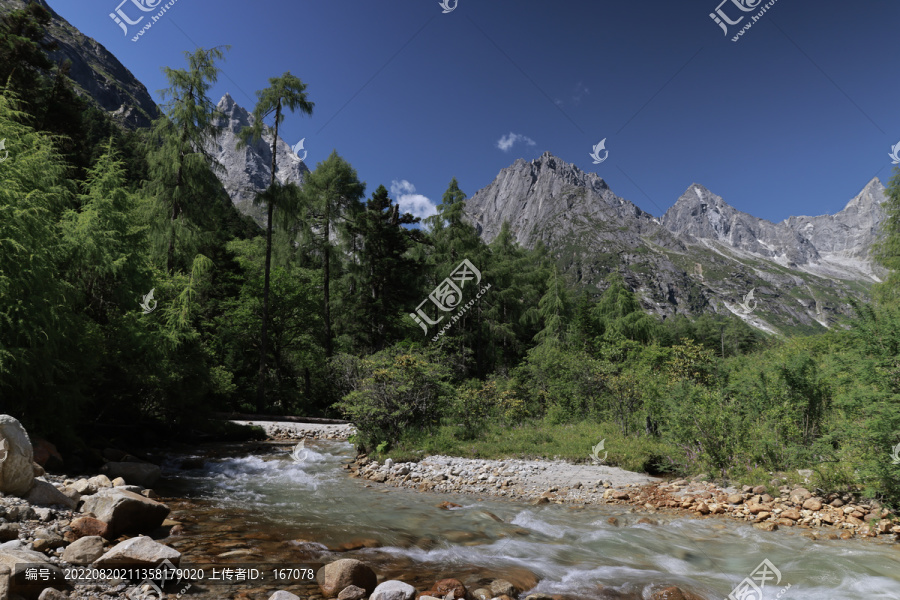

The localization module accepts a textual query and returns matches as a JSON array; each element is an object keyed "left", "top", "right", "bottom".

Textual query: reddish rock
[
  {"left": 751, "top": 485, "right": 767, "bottom": 494},
  {"left": 432, "top": 578, "right": 466, "bottom": 599},
  {"left": 726, "top": 494, "right": 743, "bottom": 505},
  {"left": 696, "top": 503, "right": 710, "bottom": 515},
  {"left": 754, "top": 522, "right": 778, "bottom": 531},
  {"left": 332, "top": 538, "right": 380, "bottom": 552},
  {"left": 651, "top": 586, "right": 704, "bottom": 600},
  {"left": 66, "top": 517, "right": 109, "bottom": 541},
  {"left": 781, "top": 509, "right": 801, "bottom": 521},
  {"left": 611, "top": 491, "right": 630, "bottom": 500},
  {"left": 437, "top": 501, "right": 462, "bottom": 510}
]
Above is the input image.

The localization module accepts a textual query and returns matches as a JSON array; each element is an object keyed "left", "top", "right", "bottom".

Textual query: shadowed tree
[
  {"left": 297, "top": 151, "right": 365, "bottom": 358},
  {"left": 238, "top": 72, "right": 314, "bottom": 411},
  {"left": 146, "top": 46, "right": 229, "bottom": 273}
]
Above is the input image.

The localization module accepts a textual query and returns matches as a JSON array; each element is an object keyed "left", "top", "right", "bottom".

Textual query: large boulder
[
  {"left": 0, "top": 543, "right": 64, "bottom": 599},
  {"left": 24, "top": 480, "right": 76, "bottom": 509},
  {"left": 100, "top": 462, "right": 161, "bottom": 488},
  {"left": 316, "top": 559, "right": 377, "bottom": 597},
  {"left": 80, "top": 489, "right": 169, "bottom": 538},
  {"left": 0, "top": 415, "right": 35, "bottom": 496},
  {"left": 370, "top": 580, "right": 416, "bottom": 600},
  {"left": 61, "top": 536, "right": 105, "bottom": 565},
  {"left": 93, "top": 536, "right": 180, "bottom": 566}
]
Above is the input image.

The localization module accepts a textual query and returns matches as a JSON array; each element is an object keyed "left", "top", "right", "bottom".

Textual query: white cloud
[
  {"left": 390, "top": 179, "right": 437, "bottom": 220},
  {"left": 496, "top": 132, "right": 537, "bottom": 152}
]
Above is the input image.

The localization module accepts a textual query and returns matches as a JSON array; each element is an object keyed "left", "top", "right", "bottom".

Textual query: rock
[
  {"left": 61, "top": 536, "right": 104, "bottom": 565},
  {"left": 490, "top": 580, "right": 516, "bottom": 597},
  {"left": 33, "top": 508, "right": 52, "bottom": 522},
  {"left": 830, "top": 498, "right": 844, "bottom": 508},
  {"left": 93, "top": 536, "right": 180, "bottom": 566},
  {"left": 472, "top": 588, "right": 491, "bottom": 600},
  {"left": 0, "top": 546, "right": 63, "bottom": 597},
  {"left": 370, "top": 580, "right": 415, "bottom": 600},
  {"left": 38, "top": 589, "right": 68, "bottom": 600},
  {"left": 383, "top": 459, "right": 394, "bottom": 469},
  {"left": 66, "top": 517, "right": 108, "bottom": 541},
  {"left": 31, "top": 439, "right": 63, "bottom": 472},
  {"left": 781, "top": 509, "right": 801, "bottom": 521},
  {"left": 80, "top": 489, "right": 169, "bottom": 538},
  {"left": 70, "top": 479, "right": 95, "bottom": 495},
  {"left": 32, "top": 463, "right": 45, "bottom": 477},
  {"left": 268, "top": 592, "right": 301, "bottom": 600},
  {"left": 651, "top": 586, "right": 704, "bottom": 600},
  {"left": 31, "top": 532, "right": 64, "bottom": 553},
  {"left": 802, "top": 498, "right": 823, "bottom": 511},
  {"left": 432, "top": 578, "right": 466, "bottom": 599},
  {"left": 437, "top": 502, "right": 462, "bottom": 510},
  {"left": 726, "top": 493, "right": 743, "bottom": 504},
  {"left": 337, "top": 585, "right": 367, "bottom": 600},
  {"left": 789, "top": 488, "right": 812, "bottom": 503},
  {"left": 753, "top": 522, "right": 778, "bottom": 532},
  {"left": 606, "top": 517, "right": 619, "bottom": 526},
  {"left": 751, "top": 485, "right": 767, "bottom": 494},
  {"left": 316, "top": 559, "right": 377, "bottom": 597},
  {"left": 100, "top": 462, "right": 161, "bottom": 488},
  {"left": 0, "top": 525, "right": 19, "bottom": 542},
  {"left": 0, "top": 415, "right": 35, "bottom": 496},
  {"left": 110, "top": 478, "right": 126, "bottom": 487},
  {"left": 636, "top": 518, "right": 657, "bottom": 526},
  {"left": 87, "top": 474, "right": 112, "bottom": 490},
  {"left": 696, "top": 503, "right": 710, "bottom": 515},
  {"left": 24, "top": 480, "right": 76, "bottom": 509}
]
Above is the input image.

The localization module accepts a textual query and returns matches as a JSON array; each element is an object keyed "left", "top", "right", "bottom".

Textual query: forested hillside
[{"left": 1, "top": 3, "right": 899, "bottom": 507}]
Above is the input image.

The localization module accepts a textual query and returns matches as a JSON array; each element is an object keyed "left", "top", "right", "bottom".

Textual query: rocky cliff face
[
  {"left": 0, "top": 0, "right": 159, "bottom": 128},
  {"left": 464, "top": 152, "right": 887, "bottom": 334},
  {"left": 205, "top": 94, "right": 310, "bottom": 228}
]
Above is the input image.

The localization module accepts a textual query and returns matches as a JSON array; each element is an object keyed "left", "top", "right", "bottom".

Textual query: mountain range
[{"left": 12, "top": 0, "right": 887, "bottom": 335}]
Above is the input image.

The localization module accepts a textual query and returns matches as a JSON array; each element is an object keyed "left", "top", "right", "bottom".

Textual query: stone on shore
[
  {"left": 268, "top": 592, "right": 301, "bottom": 600},
  {"left": 66, "top": 516, "right": 109, "bottom": 541},
  {"left": 316, "top": 559, "right": 377, "bottom": 596},
  {"left": 0, "top": 545, "right": 63, "bottom": 598},
  {"left": 24, "top": 479, "right": 76, "bottom": 509},
  {"left": 370, "top": 580, "right": 416, "bottom": 600},
  {"left": 490, "top": 579, "right": 517, "bottom": 597},
  {"left": 337, "top": 585, "right": 367, "bottom": 600},
  {"left": 0, "top": 415, "right": 35, "bottom": 496},
  {"left": 101, "top": 461, "right": 161, "bottom": 488},
  {"left": 37, "top": 589, "right": 68, "bottom": 600},
  {"left": 93, "top": 535, "right": 180, "bottom": 566},
  {"left": 80, "top": 488, "right": 169, "bottom": 538},
  {"left": 62, "top": 535, "right": 105, "bottom": 565}
]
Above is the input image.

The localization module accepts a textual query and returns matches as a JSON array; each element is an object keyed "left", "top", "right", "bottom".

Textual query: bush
[{"left": 332, "top": 346, "right": 453, "bottom": 448}]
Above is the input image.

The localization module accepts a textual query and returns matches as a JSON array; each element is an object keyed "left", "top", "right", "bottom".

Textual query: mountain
[
  {"left": 464, "top": 152, "right": 886, "bottom": 335},
  {"left": 0, "top": 0, "right": 159, "bottom": 128},
  {"left": 205, "top": 94, "right": 310, "bottom": 228}
]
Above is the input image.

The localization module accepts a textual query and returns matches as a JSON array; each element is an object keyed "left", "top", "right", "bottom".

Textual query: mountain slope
[
  {"left": 463, "top": 152, "right": 886, "bottom": 335},
  {"left": 0, "top": 0, "right": 159, "bottom": 128}
]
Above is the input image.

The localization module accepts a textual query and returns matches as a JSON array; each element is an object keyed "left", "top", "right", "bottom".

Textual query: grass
[{"left": 378, "top": 418, "right": 684, "bottom": 476}]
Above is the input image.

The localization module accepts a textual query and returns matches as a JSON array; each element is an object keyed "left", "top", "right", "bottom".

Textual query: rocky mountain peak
[{"left": 206, "top": 94, "right": 310, "bottom": 227}]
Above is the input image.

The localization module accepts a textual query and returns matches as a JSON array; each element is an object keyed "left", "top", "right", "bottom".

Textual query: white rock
[{"left": 370, "top": 580, "right": 416, "bottom": 600}]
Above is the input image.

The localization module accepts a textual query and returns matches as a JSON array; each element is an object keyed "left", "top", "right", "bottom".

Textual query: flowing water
[{"left": 160, "top": 440, "right": 900, "bottom": 600}]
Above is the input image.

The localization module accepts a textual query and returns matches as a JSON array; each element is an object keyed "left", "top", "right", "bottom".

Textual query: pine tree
[
  {"left": 145, "top": 46, "right": 229, "bottom": 273},
  {"left": 297, "top": 151, "right": 365, "bottom": 357},
  {"left": 238, "top": 71, "right": 314, "bottom": 410}
]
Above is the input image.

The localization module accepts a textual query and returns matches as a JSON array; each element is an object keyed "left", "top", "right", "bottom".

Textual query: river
[{"left": 158, "top": 439, "right": 900, "bottom": 600}]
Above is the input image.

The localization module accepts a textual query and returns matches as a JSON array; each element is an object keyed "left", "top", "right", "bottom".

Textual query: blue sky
[{"left": 54, "top": 0, "right": 900, "bottom": 223}]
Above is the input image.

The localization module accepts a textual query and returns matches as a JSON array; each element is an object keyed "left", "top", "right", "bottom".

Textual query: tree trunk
[{"left": 257, "top": 100, "right": 281, "bottom": 413}]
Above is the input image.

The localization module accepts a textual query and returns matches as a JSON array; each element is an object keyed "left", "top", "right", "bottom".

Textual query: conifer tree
[
  {"left": 297, "top": 151, "right": 365, "bottom": 358},
  {"left": 238, "top": 72, "right": 314, "bottom": 409}
]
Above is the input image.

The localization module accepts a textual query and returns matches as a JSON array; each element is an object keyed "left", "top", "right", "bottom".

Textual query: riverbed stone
[
  {"left": 789, "top": 488, "right": 811, "bottom": 504},
  {"left": 93, "top": 535, "right": 180, "bottom": 566},
  {"left": 0, "top": 524, "right": 19, "bottom": 542},
  {"left": 651, "top": 586, "right": 704, "bottom": 600},
  {"left": 337, "top": 585, "right": 367, "bottom": 600},
  {"left": 37, "top": 589, "right": 68, "bottom": 600},
  {"left": 370, "top": 580, "right": 415, "bottom": 600},
  {"left": 802, "top": 498, "right": 823, "bottom": 511},
  {"left": 471, "top": 588, "right": 491, "bottom": 600},
  {"left": 316, "top": 558, "right": 377, "bottom": 596},
  {"left": 490, "top": 579, "right": 516, "bottom": 597},
  {"left": 0, "top": 415, "right": 35, "bottom": 496},
  {"left": 80, "top": 488, "right": 169, "bottom": 538},
  {"left": 62, "top": 535, "right": 104, "bottom": 565},
  {"left": 268, "top": 592, "right": 301, "bottom": 600},
  {"left": 25, "top": 480, "right": 76, "bottom": 509},
  {"left": 0, "top": 545, "right": 63, "bottom": 598},
  {"left": 67, "top": 516, "right": 109, "bottom": 541},
  {"left": 432, "top": 578, "right": 466, "bottom": 599},
  {"left": 101, "top": 461, "right": 161, "bottom": 488}
]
